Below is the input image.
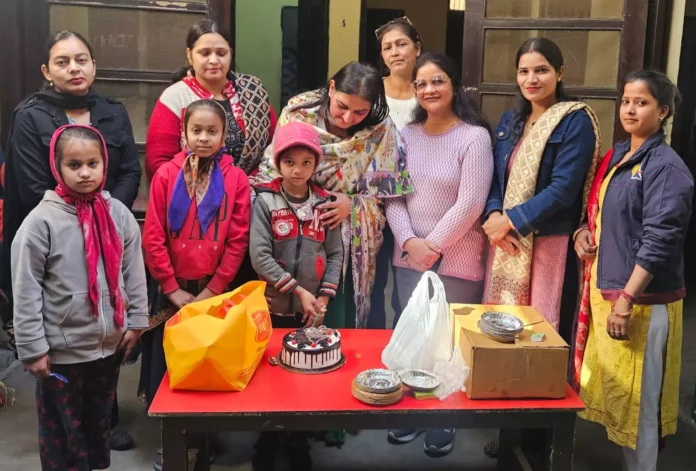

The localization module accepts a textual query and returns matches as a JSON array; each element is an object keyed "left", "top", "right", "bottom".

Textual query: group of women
[{"left": 0, "top": 15, "right": 691, "bottom": 471}]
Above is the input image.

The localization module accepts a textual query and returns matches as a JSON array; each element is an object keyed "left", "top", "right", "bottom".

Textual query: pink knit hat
[{"left": 273, "top": 121, "right": 323, "bottom": 169}]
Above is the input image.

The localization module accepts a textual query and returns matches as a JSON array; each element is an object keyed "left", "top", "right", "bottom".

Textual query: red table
[{"left": 150, "top": 329, "right": 584, "bottom": 471}]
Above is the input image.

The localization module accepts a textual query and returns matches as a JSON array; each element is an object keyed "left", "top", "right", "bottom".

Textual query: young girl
[
  {"left": 250, "top": 121, "right": 344, "bottom": 471},
  {"left": 139, "top": 98, "right": 251, "bottom": 404},
  {"left": 11, "top": 124, "right": 149, "bottom": 470}
]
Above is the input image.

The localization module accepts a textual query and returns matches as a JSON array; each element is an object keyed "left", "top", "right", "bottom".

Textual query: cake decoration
[{"left": 279, "top": 326, "right": 343, "bottom": 372}]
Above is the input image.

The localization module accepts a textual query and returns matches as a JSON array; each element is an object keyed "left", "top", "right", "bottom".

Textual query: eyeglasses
[
  {"left": 375, "top": 16, "right": 418, "bottom": 40},
  {"left": 413, "top": 75, "right": 451, "bottom": 93}
]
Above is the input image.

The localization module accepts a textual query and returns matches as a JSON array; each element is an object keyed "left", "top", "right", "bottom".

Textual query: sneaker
[
  {"left": 152, "top": 448, "right": 164, "bottom": 471},
  {"left": 252, "top": 432, "right": 279, "bottom": 471},
  {"left": 424, "top": 428, "right": 455, "bottom": 457},
  {"left": 153, "top": 448, "right": 209, "bottom": 471},
  {"left": 387, "top": 429, "right": 423, "bottom": 444},
  {"left": 285, "top": 433, "right": 312, "bottom": 471},
  {"left": 252, "top": 451, "right": 275, "bottom": 471},
  {"left": 484, "top": 438, "right": 499, "bottom": 458},
  {"left": 110, "top": 428, "right": 135, "bottom": 451}
]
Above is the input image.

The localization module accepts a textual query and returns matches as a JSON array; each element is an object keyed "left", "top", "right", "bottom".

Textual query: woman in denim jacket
[
  {"left": 482, "top": 37, "right": 600, "bottom": 342},
  {"left": 481, "top": 36, "right": 602, "bottom": 461}
]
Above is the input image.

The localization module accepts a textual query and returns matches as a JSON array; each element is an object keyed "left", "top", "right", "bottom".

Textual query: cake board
[{"left": 270, "top": 353, "right": 347, "bottom": 375}]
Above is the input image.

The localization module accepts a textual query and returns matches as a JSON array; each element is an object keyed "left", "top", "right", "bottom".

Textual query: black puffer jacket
[{"left": 1, "top": 93, "right": 141, "bottom": 295}]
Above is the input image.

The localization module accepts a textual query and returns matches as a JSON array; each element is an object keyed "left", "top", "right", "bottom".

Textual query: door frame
[
  {"left": 0, "top": 0, "right": 233, "bottom": 145},
  {"left": 297, "top": 0, "right": 330, "bottom": 92},
  {"left": 461, "top": 0, "right": 650, "bottom": 143}
]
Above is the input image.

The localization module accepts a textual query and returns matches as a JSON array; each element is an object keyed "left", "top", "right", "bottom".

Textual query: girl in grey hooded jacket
[{"left": 11, "top": 125, "right": 148, "bottom": 470}]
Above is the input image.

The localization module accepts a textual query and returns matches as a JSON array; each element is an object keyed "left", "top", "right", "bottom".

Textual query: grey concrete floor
[{"left": 1, "top": 289, "right": 695, "bottom": 470}]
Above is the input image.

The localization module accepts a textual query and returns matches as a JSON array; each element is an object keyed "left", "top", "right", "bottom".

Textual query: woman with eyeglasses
[
  {"left": 369, "top": 17, "right": 423, "bottom": 328},
  {"left": 481, "top": 37, "right": 601, "bottom": 458},
  {"left": 385, "top": 52, "right": 493, "bottom": 457}
]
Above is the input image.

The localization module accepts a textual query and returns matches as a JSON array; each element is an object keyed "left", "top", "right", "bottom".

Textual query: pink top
[{"left": 385, "top": 122, "right": 494, "bottom": 280}]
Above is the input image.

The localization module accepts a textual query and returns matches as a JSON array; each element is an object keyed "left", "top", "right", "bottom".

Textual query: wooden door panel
[{"left": 462, "top": 0, "right": 649, "bottom": 144}]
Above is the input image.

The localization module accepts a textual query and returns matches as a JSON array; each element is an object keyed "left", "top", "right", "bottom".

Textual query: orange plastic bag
[{"left": 163, "top": 281, "right": 272, "bottom": 391}]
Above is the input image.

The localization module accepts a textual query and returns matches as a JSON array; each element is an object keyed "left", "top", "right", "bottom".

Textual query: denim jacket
[
  {"left": 485, "top": 108, "right": 597, "bottom": 237},
  {"left": 595, "top": 134, "right": 693, "bottom": 303}
]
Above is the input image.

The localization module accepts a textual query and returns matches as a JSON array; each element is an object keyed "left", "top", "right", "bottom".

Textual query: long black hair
[
  {"left": 41, "top": 31, "right": 95, "bottom": 91},
  {"left": 411, "top": 53, "right": 492, "bottom": 139},
  {"left": 624, "top": 69, "right": 682, "bottom": 134},
  {"left": 291, "top": 62, "right": 389, "bottom": 134},
  {"left": 511, "top": 37, "right": 573, "bottom": 136},
  {"left": 172, "top": 19, "right": 234, "bottom": 83},
  {"left": 376, "top": 20, "right": 423, "bottom": 76}
]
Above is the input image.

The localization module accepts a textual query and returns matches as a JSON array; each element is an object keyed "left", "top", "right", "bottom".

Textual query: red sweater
[
  {"left": 143, "top": 151, "right": 251, "bottom": 295},
  {"left": 145, "top": 79, "right": 278, "bottom": 181}
]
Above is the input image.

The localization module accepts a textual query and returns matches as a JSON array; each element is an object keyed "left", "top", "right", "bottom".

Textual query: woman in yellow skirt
[{"left": 572, "top": 70, "right": 693, "bottom": 471}]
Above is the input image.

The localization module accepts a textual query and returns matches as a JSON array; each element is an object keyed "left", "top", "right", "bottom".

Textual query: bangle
[
  {"left": 619, "top": 290, "right": 637, "bottom": 305},
  {"left": 611, "top": 303, "right": 633, "bottom": 318},
  {"left": 572, "top": 226, "right": 588, "bottom": 242}
]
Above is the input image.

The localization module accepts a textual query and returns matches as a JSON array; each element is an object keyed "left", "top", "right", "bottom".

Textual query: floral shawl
[{"left": 256, "top": 90, "right": 412, "bottom": 327}]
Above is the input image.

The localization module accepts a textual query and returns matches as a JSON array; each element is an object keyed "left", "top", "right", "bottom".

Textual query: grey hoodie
[
  {"left": 250, "top": 179, "right": 343, "bottom": 315},
  {"left": 11, "top": 190, "right": 149, "bottom": 364}
]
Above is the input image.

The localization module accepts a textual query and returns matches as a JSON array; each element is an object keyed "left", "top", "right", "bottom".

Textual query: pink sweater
[{"left": 386, "top": 122, "right": 493, "bottom": 281}]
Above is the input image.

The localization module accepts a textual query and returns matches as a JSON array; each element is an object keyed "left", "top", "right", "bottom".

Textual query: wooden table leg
[
  {"left": 161, "top": 419, "right": 188, "bottom": 471},
  {"left": 497, "top": 428, "right": 522, "bottom": 471},
  {"left": 545, "top": 413, "right": 576, "bottom": 471},
  {"left": 190, "top": 432, "right": 210, "bottom": 471}
]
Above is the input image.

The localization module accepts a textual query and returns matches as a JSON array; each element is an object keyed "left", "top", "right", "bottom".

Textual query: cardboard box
[{"left": 451, "top": 304, "right": 569, "bottom": 399}]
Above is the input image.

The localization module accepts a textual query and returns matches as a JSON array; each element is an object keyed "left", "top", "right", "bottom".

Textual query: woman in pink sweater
[{"left": 385, "top": 52, "right": 493, "bottom": 455}]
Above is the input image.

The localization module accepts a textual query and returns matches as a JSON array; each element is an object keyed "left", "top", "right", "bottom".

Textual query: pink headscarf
[{"left": 49, "top": 124, "right": 125, "bottom": 328}]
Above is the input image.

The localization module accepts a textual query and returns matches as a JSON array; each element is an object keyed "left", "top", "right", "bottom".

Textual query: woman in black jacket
[{"left": 0, "top": 30, "right": 141, "bottom": 450}]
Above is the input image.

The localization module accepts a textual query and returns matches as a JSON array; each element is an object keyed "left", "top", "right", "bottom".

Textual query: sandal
[
  {"left": 2, "top": 319, "right": 16, "bottom": 355},
  {"left": 484, "top": 438, "right": 499, "bottom": 458}
]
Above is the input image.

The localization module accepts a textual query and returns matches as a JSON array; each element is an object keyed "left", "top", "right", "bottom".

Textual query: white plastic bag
[
  {"left": 433, "top": 347, "right": 470, "bottom": 399},
  {"left": 381, "top": 272, "right": 469, "bottom": 399}
]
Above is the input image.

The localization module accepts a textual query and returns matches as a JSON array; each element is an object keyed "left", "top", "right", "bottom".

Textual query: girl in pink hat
[{"left": 250, "top": 121, "right": 344, "bottom": 470}]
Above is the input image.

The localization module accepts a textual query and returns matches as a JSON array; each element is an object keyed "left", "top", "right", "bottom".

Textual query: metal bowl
[
  {"left": 355, "top": 369, "right": 402, "bottom": 394},
  {"left": 480, "top": 312, "right": 524, "bottom": 333},
  {"left": 477, "top": 320, "right": 518, "bottom": 343},
  {"left": 477, "top": 319, "right": 516, "bottom": 335},
  {"left": 398, "top": 369, "right": 440, "bottom": 392}
]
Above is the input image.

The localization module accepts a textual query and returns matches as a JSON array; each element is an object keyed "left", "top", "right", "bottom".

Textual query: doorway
[
  {"left": 672, "top": 5, "right": 696, "bottom": 278},
  {"left": 363, "top": 7, "right": 405, "bottom": 70}
]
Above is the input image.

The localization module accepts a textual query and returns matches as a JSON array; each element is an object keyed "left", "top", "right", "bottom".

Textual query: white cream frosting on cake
[{"left": 280, "top": 327, "right": 342, "bottom": 371}]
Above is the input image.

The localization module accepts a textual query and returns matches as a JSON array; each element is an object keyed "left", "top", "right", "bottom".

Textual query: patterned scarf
[
  {"left": 182, "top": 71, "right": 271, "bottom": 174},
  {"left": 571, "top": 148, "right": 614, "bottom": 390},
  {"left": 168, "top": 147, "right": 225, "bottom": 234},
  {"left": 255, "top": 90, "right": 412, "bottom": 327},
  {"left": 49, "top": 125, "right": 125, "bottom": 328},
  {"left": 486, "top": 102, "right": 602, "bottom": 306}
]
